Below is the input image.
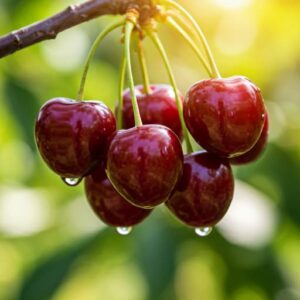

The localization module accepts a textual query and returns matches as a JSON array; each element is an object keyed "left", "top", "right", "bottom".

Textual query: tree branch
[{"left": 0, "top": 0, "right": 154, "bottom": 59}]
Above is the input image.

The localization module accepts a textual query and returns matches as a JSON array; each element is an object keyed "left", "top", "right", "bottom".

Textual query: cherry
[
  {"left": 230, "top": 111, "right": 269, "bottom": 165},
  {"left": 35, "top": 98, "right": 116, "bottom": 178},
  {"left": 183, "top": 76, "right": 266, "bottom": 158},
  {"left": 166, "top": 151, "right": 234, "bottom": 228},
  {"left": 84, "top": 164, "right": 152, "bottom": 227},
  {"left": 119, "top": 84, "right": 183, "bottom": 139},
  {"left": 107, "top": 124, "right": 183, "bottom": 209}
]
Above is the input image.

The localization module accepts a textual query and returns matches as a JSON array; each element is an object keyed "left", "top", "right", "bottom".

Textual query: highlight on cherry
[{"left": 34, "top": 0, "right": 269, "bottom": 237}]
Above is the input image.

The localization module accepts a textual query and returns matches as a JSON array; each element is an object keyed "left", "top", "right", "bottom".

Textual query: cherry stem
[
  {"left": 148, "top": 31, "right": 193, "bottom": 154},
  {"left": 117, "top": 47, "right": 127, "bottom": 130},
  {"left": 164, "top": 0, "right": 221, "bottom": 79},
  {"left": 166, "top": 17, "right": 213, "bottom": 78},
  {"left": 77, "top": 19, "right": 125, "bottom": 101},
  {"left": 124, "top": 20, "right": 143, "bottom": 127},
  {"left": 137, "top": 38, "right": 151, "bottom": 95}
]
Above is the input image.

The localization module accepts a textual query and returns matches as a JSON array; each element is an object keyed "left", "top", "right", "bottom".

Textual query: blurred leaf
[
  {"left": 179, "top": 231, "right": 289, "bottom": 299},
  {"left": 221, "top": 245, "right": 288, "bottom": 299},
  {"left": 16, "top": 231, "right": 107, "bottom": 300},
  {"left": 135, "top": 214, "right": 178, "bottom": 300},
  {"left": 4, "top": 75, "right": 40, "bottom": 151}
]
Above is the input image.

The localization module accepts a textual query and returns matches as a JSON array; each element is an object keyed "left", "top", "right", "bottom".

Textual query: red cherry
[
  {"left": 84, "top": 164, "right": 152, "bottom": 227},
  {"left": 166, "top": 151, "right": 234, "bottom": 227},
  {"left": 35, "top": 98, "right": 116, "bottom": 178},
  {"left": 119, "top": 84, "right": 183, "bottom": 139},
  {"left": 107, "top": 125, "right": 183, "bottom": 209},
  {"left": 183, "top": 76, "right": 266, "bottom": 158},
  {"left": 230, "top": 111, "right": 269, "bottom": 165}
]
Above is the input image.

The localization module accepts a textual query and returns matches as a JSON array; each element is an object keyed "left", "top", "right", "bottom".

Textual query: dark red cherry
[
  {"left": 119, "top": 84, "right": 183, "bottom": 139},
  {"left": 183, "top": 76, "right": 266, "bottom": 158},
  {"left": 230, "top": 111, "right": 269, "bottom": 165},
  {"left": 166, "top": 151, "right": 234, "bottom": 227},
  {"left": 84, "top": 164, "right": 152, "bottom": 227},
  {"left": 107, "top": 125, "right": 183, "bottom": 209},
  {"left": 35, "top": 98, "right": 116, "bottom": 178}
]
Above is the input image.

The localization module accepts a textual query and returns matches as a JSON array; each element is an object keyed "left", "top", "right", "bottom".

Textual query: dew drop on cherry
[
  {"left": 62, "top": 177, "right": 82, "bottom": 187},
  {"left": 195, "top": 227, "right": 213, "bottom": 237},
  {"left": 116, "top": 226, "right": 133, "bottom": 236}
]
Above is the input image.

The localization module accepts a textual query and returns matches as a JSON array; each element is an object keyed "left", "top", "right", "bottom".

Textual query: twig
[{"left": 0, "top": 0, "right": 154, "bottom": 58}]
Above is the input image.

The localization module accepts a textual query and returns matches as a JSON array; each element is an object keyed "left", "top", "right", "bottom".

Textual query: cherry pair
[{"left": 166, "top": 76, "right": 268, "bottom": 234}]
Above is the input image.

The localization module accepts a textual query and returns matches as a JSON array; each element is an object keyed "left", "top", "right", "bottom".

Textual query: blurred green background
[{"left": 0, "top": 0, "right": 300, "bottom": 299}]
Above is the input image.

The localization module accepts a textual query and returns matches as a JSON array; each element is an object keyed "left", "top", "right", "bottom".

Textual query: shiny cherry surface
[
  {"left": 107, "top": 125, "right": 183, "bottom": 209},
  {"left": 85, "top": 164, "right": 151, "bottom": 227},
  {"left": 184, "top": 76, "right": 266, "bottom": 158},
  {"left": 166, "top": 151, "right": 234, "bottom": 227},
  {"left": 230, "top": 111, "right": 269, "bottom": 165},
  {"left": 35, "top": 98, "right": 116, "bottom": 178},
  {"left": 120, "top": 84, "right": 183, "bottom": 139}
]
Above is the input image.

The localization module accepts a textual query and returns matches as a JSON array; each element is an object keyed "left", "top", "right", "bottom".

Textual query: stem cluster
[{"left": 74, "top": 0, "right": 222, "bottom": 152}]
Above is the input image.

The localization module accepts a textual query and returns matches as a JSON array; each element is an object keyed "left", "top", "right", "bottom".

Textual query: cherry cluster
[{"left": 34, "top": 0, "right": 268, "bottom": 236}]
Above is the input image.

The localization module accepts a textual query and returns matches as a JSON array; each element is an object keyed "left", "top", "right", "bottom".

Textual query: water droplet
[
  {"left": 116, "top": 227, "right": 132, "bottom": 236},
  {"left": 195, "top": 227, "right": 213, "bottom": 237},
  {"left": 62, "top": 177, "right": 82, "bottom": 187}
]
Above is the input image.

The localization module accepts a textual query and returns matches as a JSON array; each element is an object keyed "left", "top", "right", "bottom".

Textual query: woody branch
[{"left": 0, "top": 0, "right": 155, "bottom": 58}]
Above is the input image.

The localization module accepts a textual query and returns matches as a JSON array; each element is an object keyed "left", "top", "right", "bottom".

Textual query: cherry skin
[
  {"left": 107, "top": 125, "right": 183, "bottom": 209},
  {"left": 84, "top": 164, "right": 152, "bottom": 227},
  {"left": 35, "top": 98, "right": 116, "bottom": 178},
  {"left": 166, "top": 151, "right": 234, "bottom": 228},
  {"left": 119, "top": 84, "right": 183, "bottom": 139},
  {"left": 230, "top": 111, "right": 269, "bottom": 165},
  {"left": 183, "top": 76, "right": 266, "bottom": 158}
]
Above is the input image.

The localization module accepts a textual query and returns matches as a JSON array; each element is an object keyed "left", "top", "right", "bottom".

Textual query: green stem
[
  {"left": 137, "top": 39, "right": 151, "bottom": 94},
  {"left": 124, "top": 21, "right": 143, "bottom": 127},
  {"left": 117, "top": 49, "right": 127, "bottom": 130},
  {"left": 164, "top": 0, "right": 221, "bottom": 78},
  {"left": 166, "top": 17, "right": 213, "bottom": 78},
  {"left": 148, "top": 31, "right": 193, "bottom": 154},
  {"left": 77, "top": 19, "right": 125, "bottom": 101}
]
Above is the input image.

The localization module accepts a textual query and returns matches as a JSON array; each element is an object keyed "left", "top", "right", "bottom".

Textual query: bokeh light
[
  {"left": 218, "top": 180, "right": 277, "bottom": 248},
  {"left": 42, "top": 27, "right": 89, "bottom": 72},
  {"left": 214, "top": 0, "right": 252, "bottom": 10},
  {"left": 0, "top": 187, "right": 53, "bottom": 236}
]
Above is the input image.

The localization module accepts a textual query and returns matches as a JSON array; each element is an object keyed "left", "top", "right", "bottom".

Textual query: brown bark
[{"left": 0, "top": 0, "right": 155, "bottom": 58}]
